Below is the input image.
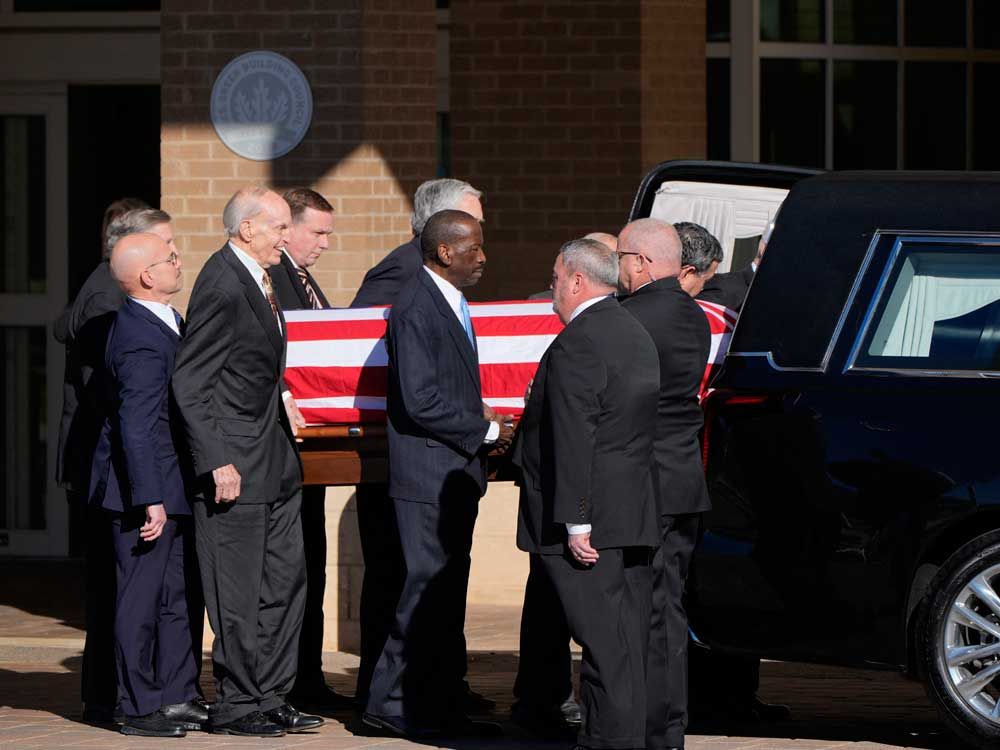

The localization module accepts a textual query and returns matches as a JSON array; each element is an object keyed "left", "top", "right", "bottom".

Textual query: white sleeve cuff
[
  {"left": 566, "top": 523, "right": 592, "bottom": 535},
  {"left": 483, "top": 420, "right": 500, "bottom": 444},
  {"left": 282, "top": 390, "right": 293, "bottom": 402}
]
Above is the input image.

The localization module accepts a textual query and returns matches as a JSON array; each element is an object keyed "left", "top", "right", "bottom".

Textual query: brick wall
[
  {"left": 449, "top": 0, "right": 706, "bottom": 301},
  {"left": 161, "top": 0, "right": 437, "bottom": 311}
]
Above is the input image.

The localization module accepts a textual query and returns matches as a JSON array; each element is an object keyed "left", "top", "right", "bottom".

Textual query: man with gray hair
[
  {"left": 514, "top": 238, "right": 660, "bottom": 750},
  {"left": 172, "top": 185, "right": 320, "bottom": 737},
  {"left": 674, "top": 221, "right": 723, "bottom": 298},
  {"left": 618, "top": 218, "right": 711, "bottom": 750},
  {"left": 349, "top": 178, "right": 493, "bottom": 716},
  {"left": 350, "top": 178, "right": 483, "bottom": 308}
]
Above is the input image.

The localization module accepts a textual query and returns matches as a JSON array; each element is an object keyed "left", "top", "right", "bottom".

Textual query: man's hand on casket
[
  {"left": 483, "top": 402, "right": 497, "bottom": 422},
  {"left": 494, "top": 415, "right": 515, "bottom": 452}
]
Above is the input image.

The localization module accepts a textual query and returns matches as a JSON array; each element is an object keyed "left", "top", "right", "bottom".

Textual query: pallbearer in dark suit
[
  {"left": 617, "top": 219, "right": 712, "bottom": 750},
  {"left": 350, "top": 179, "right": 495, "bottom": 717},
  {"left": 91, "top": 232, "right": 203, "bottom": 737},
  {"left": 515, "top": 238, "right": 661, "bottom": 750},
  {"left": 55, "top": 198, "right": 145, "bottom": 722},
  {"left": 361, "top": 210, "right": 512, "bottom": 739},
  {"left": 266, "top": 187, "right": 351, "bottom": 710},
  {"left": 172, "top": 187, "right": 322, "bottom": 738}
]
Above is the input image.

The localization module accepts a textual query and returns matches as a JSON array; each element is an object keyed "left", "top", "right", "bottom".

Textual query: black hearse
[{"left": 634, "top": 165, "right": 1000, "bottom": 748}]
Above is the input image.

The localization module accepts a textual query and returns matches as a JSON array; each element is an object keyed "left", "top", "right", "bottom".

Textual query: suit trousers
[
  {"left": 293, "top": 484, "right": 328, "bottom": 692},
  {"left": 111, "top": 513, "right": 199, "bottom": 717},
  {"left": 365, "top": 495, "right": 478, "bottom": 728},
  {"left": 542, "top": 547, "right": 653, "bottom": 750},
  {"left": 354, "top": 483, "right": 405, "bottom": 708},
  {"left": 80, "top": 499, "right": 117, "bottom": 709},
  {"left": 513, "top": 552, "right": 572, "bottom": 710},
  {"left": 194, "top": 492, "right": 306, "bottom": 725},
  {"left": 646, "top": 514, "right": 701, "bottom": 750}
]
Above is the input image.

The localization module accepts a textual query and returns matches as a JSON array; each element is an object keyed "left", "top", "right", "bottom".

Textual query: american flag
[{"left": 284, "top": 299, "right": 737, "bottom": 426}]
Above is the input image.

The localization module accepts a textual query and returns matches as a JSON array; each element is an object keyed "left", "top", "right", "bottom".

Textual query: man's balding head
[
  {"left": 583, "top": 232, "right": 618, "bottom": 253},
  {"left": 616, "top": 218, "right": 682, "bottom": 295},
  {"left": 110, "top": 233, "right": 183, "bottom": 301}
]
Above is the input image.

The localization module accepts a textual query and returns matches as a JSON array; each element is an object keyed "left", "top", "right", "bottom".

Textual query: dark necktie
[
  {"left": 173, "top": 309, "right": 185, "bottom": 335},
  {"left": 261, "top": 272, "right": 282, "bottom": 330},
  {"left": 296, "top": 267, "right": 322, "bottom": 310}
]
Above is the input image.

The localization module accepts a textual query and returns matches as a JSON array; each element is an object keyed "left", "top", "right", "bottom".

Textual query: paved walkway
[{"left": 0, "top": 561, "right": 963, "bottom": 750}]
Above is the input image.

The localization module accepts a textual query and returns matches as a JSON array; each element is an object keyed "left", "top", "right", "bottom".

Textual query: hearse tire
[{"left": 920, "top": 532, "right": 1000, "bottom": 750}]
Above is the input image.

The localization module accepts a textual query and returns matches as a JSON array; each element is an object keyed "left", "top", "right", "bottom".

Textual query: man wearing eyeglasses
[
  {"left": 91, "top": 232, "right": 204, "bottom": 736},
  {"left": 617, "top": 218, "right": 712, "bottom": 750}
]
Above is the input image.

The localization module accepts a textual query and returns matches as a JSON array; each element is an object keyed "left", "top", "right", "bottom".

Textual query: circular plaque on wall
[{"left": 210, "top": 50, "right": 313, "bottom": 161}]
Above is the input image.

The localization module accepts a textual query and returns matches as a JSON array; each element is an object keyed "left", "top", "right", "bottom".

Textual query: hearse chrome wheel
[
  {"left": 921, "top": 533, "right": 1000, "bottom": 749},
  {"left": 942, "top": 562, "right": 1000, "bottom": 725}
]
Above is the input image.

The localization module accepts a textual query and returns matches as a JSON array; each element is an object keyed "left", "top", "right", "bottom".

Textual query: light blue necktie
[{"left": 460, "top": 296, "right": 475, "bottom": 347}]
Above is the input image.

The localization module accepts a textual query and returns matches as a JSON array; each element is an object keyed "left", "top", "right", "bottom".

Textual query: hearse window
[{"left": 857, "top": 244, "right": 1000, "bottom": 372}]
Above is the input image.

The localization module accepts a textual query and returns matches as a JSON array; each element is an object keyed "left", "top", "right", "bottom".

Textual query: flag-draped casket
[{"left": 284, "top": 300, "right": 737, "bottom": 426}]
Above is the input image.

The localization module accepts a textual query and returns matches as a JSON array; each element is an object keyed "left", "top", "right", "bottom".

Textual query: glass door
[{"left": 0, "top": 91, "right": 68, "bottom": 556}]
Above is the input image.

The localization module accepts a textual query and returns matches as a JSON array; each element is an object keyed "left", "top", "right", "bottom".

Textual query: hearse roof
[{"left": 730, "top": 171, "right": 1000, "bottom": 369}]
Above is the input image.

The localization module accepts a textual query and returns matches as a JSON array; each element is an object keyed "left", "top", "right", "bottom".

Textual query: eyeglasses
[
  {"left": 145, "top": 252, "right": 179, "bottom": 271},
  {"left": 617, "top": 250, "right": 652, "bottom": 263}
]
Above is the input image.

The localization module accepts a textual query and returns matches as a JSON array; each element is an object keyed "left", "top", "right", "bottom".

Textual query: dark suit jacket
[
  {"left": 350, "top": 235, "right": 422, "bottom": 307},
  {"left": 268, "top": 251, "right": 330, "bottom": 310},
  {"left": 172, "top": 245, "right": 301, "bottom": 504},
  {"left": 55, "top": 260, "right": 126, "bottom": 491},
  {"left": 89, "top": 298, "right": 190, "bottom": 516},
  {"left": 621, "top": 278, "right": 712, "bottom": 516},
  {"left": 697, "top": 263, "right": 755, "bottom": 312},
  {"left": 514, "top": 296, "right": 661, "bottom": 554},
  {"left": 385, "top": 268, "right": 491, "bottom": 503}
]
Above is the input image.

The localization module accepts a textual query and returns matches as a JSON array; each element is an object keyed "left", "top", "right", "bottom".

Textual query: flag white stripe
[
  {"left": 297, "top": 396, "right": 387, "bottom": 410},
  {"left": 286, "top": 334, "right": 557, "bottom": 368}
]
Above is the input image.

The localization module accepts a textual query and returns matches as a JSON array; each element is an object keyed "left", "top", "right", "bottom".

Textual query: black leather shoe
[
  {"left": 210, "top": 710, "right": 286, "bottom": 737},
  {"left": 443, "top": 713, "right": 504, "bottom": 738},
  {"left": 511, "top": 703, "right": 578, "bottom": 740},
  {"left": 752, "top": 695, "right": 791, "bottom": 721},
  {"left": 287, "top": 683, "right": 355, "bottom": 711},
  {"left": 264, "top": 703, "right": 325, "bottom": 733},
  {"left": 462, "top": 684, "right": 496, "bottom": 713},
  {"left": 360, "top": 712, "right": 439, "bottom": 739},
  {"left": 120, "top": 710, "right": 186, "bottom": 737},
  {"left": 161, "top": 699, "right": 209, "bottom": 731}
]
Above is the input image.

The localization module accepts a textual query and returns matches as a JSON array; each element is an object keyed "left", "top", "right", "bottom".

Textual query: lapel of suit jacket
[
  {"left": 418, "top": 269, "right": 481, "bottom": 389},
  {"left": 306, "top": 268, "right": 331, "bottom": 308},
  {"left": 125, "top": 298, "right": 181, "bottom": 344},
  {"left": 281, "top": 252, "right": 313, "bottom": 309},
  {"left": 222, "top": 246, "right": 284, "bottom": 358}
]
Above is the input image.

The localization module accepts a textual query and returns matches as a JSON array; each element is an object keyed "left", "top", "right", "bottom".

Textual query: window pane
[
  {"left": 0, "top": 116, "right": 46, "bottom": 294},
  {"left": 834, "top": 61, "right": 897, "bottom": 169},
  {"left": 905, "top": 0, "right": 965, "bottom": 47},
  {"left": 974, "top": 0, "right": 1000, "bottom": 49},
  {"left": 14, "top": 0, "right": 159, "bottom": 9},
  {"left": 904, "top": 63, "right": 966, "bottom": 169},
  {"left": 858, "top": 247, "right": 1000, "bottom": 372},
  {"left": 707, "top": 58, "right": 731, "bottom": 160},
  {"left": 761, "top": 59, "right": 825, "bottom": 168},
  {"left": 1, "top": 327, "right": 47, "bottom": 531},
  {"left": 761, "top": 0, "right": 825, "bottom": 43},
  {"left": 833, "top": 0, "right": 897, "bottom": 45},
  {"left": 707, "top": 0, "right": 731, "bottom": 42},
  {"left": 973, "top": 64, "right": 1000, "bottom": 168}
]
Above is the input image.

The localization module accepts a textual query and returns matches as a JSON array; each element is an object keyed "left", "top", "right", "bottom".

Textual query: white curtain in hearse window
[{"left": 866, "top": 250, "right": 1000, "bottom": 366}]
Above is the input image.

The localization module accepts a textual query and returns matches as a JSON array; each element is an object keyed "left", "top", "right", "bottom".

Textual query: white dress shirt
[
  {"left": 422, "top": 267, "right": 499, "bottom": 444},
  {"left": 565, "top": 294, "right": 613, "bottom": 536},
  {"left": 130, "top": 297, "right": 180, "bottom": 336}
]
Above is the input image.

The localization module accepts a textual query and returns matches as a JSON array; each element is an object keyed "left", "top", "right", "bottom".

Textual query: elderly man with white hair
[
  {"left": 514, "top": 238, "right": 661, "bottom": 750},
  {"left": 172, "top": 186, "right": 320, "bottom": 738}
]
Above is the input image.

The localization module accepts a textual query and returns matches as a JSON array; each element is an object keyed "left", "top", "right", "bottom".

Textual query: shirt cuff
[
  {"left": 566, "top": 523, "right": 592, "bottom": 535},
  {"left": 483, "top": 420, "right": 500, "bottom": 444},
  {"left": 282, "top": 390, "right": 293, "bottom": 402}
]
